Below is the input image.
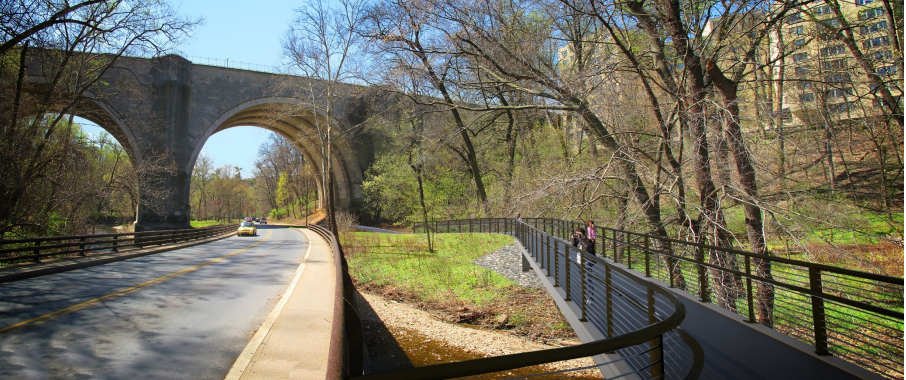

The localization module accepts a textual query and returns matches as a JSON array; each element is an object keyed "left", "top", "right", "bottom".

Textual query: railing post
[
  {"left": 112, "top": 235, "right": 119, "bottom": 252},
  {"left": 745, "top": 255, "right": 756, "bottom": 323},
  {"left": 612, "top": 229, "right": 617, "bottom": 263},
  {"left": 469, "top": 219, "right": 473, "bottom": 233},
  {"left": 33, "top": 241, "right": 41, "bottom": 263},
  {"left": 809, "top": 267, "right": 830, "bottom": 356},
  {"left": 601, "top": 228, "right": 607, "bottom": 260},
  {"left": 648, "top": 288, "right": 663, "bottom": 378},
  {"left": 701, "top": 248, "right": 711, "bottom": 302},
  {"left": 79, "top": 237, "right": 87, "bottom": 256},
  {"left": 644, "top": 236, "right": 651, "bottom": 277},
  {"left": 553, "top": 235, "right": 560, "bottom": 287},
  {"left": 580, "top": 249, "right": 587, "bottom": 322},
  {"left": 561, "top": 242, "right": 570, "bottom": 298},
  {"left": 668, "top": 242, "right": 675, "bottom": 288},
  {"left": 626, "top": 233, "right": 632, "bottom": 270},
  {"left": 546, "top": 233, "right": 552, "bottom": 278},
  {"left": 605, "top": 265, "right": 613, "bottom": 337}
]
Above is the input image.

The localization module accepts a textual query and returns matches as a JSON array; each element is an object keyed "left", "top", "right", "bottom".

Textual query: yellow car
[{"left": 237, "top": 221, "right": 257, "bottom": 236}]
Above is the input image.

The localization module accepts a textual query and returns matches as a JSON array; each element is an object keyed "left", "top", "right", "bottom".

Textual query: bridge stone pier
[{"left": 25, "top": 53, "right": 374, "bottom": 231}]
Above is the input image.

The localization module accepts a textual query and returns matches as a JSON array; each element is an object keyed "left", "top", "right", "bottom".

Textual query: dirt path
[{"left": 356, "top": 291, "right": 603, "bottom": 379}]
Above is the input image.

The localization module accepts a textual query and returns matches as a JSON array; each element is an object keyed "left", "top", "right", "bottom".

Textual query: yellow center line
[{"left": 0, "top": 230, "right": 274, "bottom": 335}]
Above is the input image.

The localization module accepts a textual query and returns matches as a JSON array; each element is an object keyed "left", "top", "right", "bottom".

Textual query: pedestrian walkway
[
  {"left": 518, "top": 232, "right": 883, "bottom": 380},
  {"left": 226, "top": 228, "right": 337, "bottom": 380}
]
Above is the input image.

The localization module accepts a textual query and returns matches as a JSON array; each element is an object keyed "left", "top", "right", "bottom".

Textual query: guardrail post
[
  {"left": 546, "top": 233, "right": 552, "bottom": 278},
  {"left": 112, "top": 235, "right": 118, "bottom": 252},
  {"left": 612, "top": 229, "right": 618, "bottom": 263},
  {"left": 696, "top": 246, "right": 709, "bottom": 301},
  {"left": 605, "top": 265, "right": 613, "bottom": 337},
  {"left": 626, "top": 234, "right": 632, "bottom": 270},
  {"left": 553, "top": 235, "right": 559, "bottom": 287},
  {"left": 79, "top": 237, "right": 87, "bottom": 256},
  {"left": 469, "top": 219, "right": 473, "bottom": 233},
  {"left": 648, "top": 289, "right": 664, "bottom": 378},
  {"left": 644, "top": 236, "right": 651, "bottom": 277},
  {"left": 745, "top": 255, "right": 756, "bottom": 323},
  {"left": 809, "top": 267, "right": 830, "bottom": 356},
  {"left": 564, "top": 241, "right": 571, "bottom": 300},
  {"left": 33, "top": 241, "right": 41, "bottom": 263},
  {"left": 580, "top": 250, "right": 587, "bottom": 322}
]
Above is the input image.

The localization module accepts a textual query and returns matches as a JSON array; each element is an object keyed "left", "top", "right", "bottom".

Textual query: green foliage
[{"left": 362, "top": 152, "right": 471, "bottom": 226}]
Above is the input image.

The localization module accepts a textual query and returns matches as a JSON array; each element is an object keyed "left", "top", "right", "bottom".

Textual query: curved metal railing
[
  {"left": 394, "top": 218, "right": 703, "bottom": 380},
  {"left": 521, "top": 217, "right": 904, "bottom": 379}
]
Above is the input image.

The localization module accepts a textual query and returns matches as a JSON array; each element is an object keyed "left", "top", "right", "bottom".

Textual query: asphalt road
[{"left": 0, "top": 224, "right": 308, "bottom": 380}]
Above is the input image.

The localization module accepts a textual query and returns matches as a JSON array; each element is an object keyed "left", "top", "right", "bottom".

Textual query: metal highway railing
[
  {"left": 519, "top": 217, "right": 904, "bottom": 379},
  {"left": 0, "top": 224, "right": 236, "bottom": 266},
  {"left": 401, "top": 218, "right": 703, "bottom": 380}
]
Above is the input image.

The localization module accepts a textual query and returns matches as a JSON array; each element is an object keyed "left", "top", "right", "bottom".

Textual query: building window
[
  {"left": 868, "top": 50, "right": 893, "bottom": 61},
  {"left": 826, "top": 88, "right": 852, "bottom": 98},
  {"left": 789, "top": 25, "right": 804, "bottom": 35},
  {"left": 813, "top": 5, "right": 832, "bottom": 15},
  {"left": 801, "top": 93, "right": 815, "bottom": 102},
  {"left": 788, "top": 12, "right": 802, "bottom": 23},
  {"left": 794, "top": 39, "right": 805, "bottom": 47},
  {"left": 856, "top": 0, "right": 874, "bottom": 5},
  {"left": 859, "top": 8, "right": 884, "bottom": 20},
  {"left": 877, "top": 65, "right": 897, "bottom": 76},
  {"left": 792, "top": 52, "right": 809, "bottom": 62},
  {"left": 826, "top": 74, "right": 850, "bottom": 83},
  {"left": 820, "top": 45, "right": 846, "bottom": 56},
  {"left": 797, "top": 81, "right": 813, "bottom": 89},
  {"left": 860, "top": 21, "right": 889, "bottom": 34},
  {"left": 862, "top": 36, "right": 890, "bottom": 49},
  {"left": 828, "top": 101, "right": 856, "bottom": 113},
  {"left": 821, "top": 59, "right": 846, "bottom": 70}
]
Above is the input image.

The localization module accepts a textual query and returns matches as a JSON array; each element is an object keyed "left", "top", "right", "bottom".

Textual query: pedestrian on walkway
[
  {"left": 516, "top": 213, "right": 522, "bottom": 222},
  {"left": 586, "top": 221, "right": 597, "bottom": 256},
  {"left": 571, "top": 228, "right": 586, "bottom": 250}
]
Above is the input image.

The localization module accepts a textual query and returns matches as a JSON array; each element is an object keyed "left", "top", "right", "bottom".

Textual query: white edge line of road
[{"left": 224, "top": 228, "right": 315, "bottom": 380}]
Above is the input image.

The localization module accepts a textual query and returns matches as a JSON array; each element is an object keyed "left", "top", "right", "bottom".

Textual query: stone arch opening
[{"left": 189, "top": 97, "right": 363, "bottom": 214}]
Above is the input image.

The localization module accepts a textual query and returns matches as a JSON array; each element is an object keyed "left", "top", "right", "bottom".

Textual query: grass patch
[
  {"left": 190, "top": 219, "right": 237, "bottom": 228},
  {"left": 341, "top": 232, "right": 579, "bottom": 342},
  {"left": 341, "top": 232, "right": 515, "bottom": 305}
]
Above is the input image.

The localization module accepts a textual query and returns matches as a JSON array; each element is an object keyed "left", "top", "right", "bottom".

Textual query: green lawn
[
  {"left": 190, "top": 219, "right": 238, "bottom": 228},
  {"left": 339, "top": 232, "right": 515, "bottom": 306}
]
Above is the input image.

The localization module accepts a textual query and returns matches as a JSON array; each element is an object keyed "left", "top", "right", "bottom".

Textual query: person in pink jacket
[{"left": 586, "top": 221, "right": 597, "bottom": 256}]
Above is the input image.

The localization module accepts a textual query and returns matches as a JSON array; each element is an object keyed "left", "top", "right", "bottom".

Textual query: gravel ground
[
  {"left": 358, "top": 291, "right": 603, "bottom": 378},
  {"left": 473, "top": 243, "right": 545, "bottom": 289}
]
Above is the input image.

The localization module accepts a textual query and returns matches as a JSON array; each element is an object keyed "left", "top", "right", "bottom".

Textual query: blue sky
[{"left": 81, "top": 0, "right": 302, "bottom": 177}]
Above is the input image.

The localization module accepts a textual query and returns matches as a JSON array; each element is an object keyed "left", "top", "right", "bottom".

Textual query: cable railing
[
  {"left": 0, "top": 224, "right": 236, "bottom": 268},
  {"left": 519, "top": 217, "right": 904, "bottom": 380},
  {"left": 400, "top": 218, "right": 703, "bottom": 380}
]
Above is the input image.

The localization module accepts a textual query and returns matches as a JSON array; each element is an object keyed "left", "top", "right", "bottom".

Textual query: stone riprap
[{"left": 473, "top": 243, "right": 544, "bottom": 289}]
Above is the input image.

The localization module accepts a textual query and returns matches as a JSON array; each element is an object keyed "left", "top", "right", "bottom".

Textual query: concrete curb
[{"left": 0, "top": 232, "right": 236, "bottom": 283}]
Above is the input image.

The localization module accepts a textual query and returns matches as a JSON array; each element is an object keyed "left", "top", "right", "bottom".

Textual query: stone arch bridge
[{"left": 24, "top": 53, "right": 378, "bottom": 231}]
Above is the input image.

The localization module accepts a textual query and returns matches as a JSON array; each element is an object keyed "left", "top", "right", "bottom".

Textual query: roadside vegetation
[{"left": 340, "top": 232, "right": 577, "bottom": 343}]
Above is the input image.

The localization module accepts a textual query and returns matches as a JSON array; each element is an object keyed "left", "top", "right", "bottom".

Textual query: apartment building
[{"left": 779, "top": 1, "right": 903, "bottom": 127}]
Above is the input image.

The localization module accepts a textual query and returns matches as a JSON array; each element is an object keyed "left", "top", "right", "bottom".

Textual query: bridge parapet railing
[
  {"left": 519, "top": 217, "right": 904, "bottom": 379},
  {"left": 408, "top": 218, "right": 702, "bottom": 380},
  {"left": 0, "top": 224, "right": 236, "bottom": 267}
]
